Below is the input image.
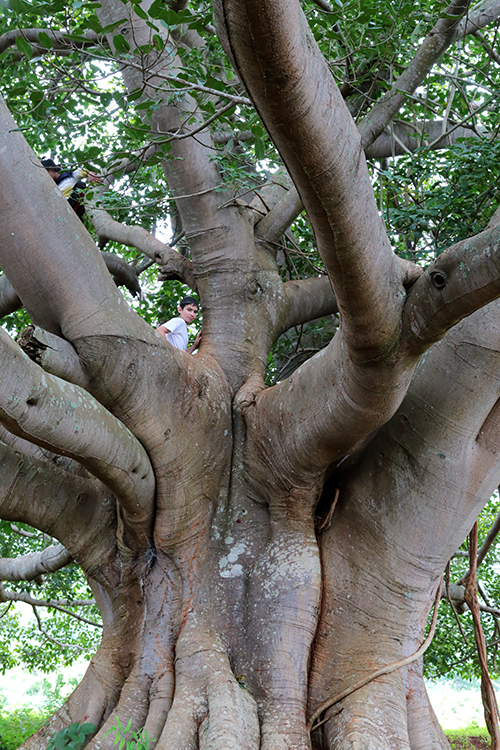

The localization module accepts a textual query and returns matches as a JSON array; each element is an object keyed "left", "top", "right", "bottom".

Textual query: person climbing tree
[{"left": 42, "top": 157, "right": 103, "bottom": 220}]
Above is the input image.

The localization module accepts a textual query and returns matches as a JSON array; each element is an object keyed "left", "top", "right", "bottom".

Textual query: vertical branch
[{"left": 463, "top": 522, "right": 500, "bottom": 748}]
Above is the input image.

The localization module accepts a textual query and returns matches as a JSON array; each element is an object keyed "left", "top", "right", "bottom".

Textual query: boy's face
[{"left": 178, "top": 304, "right": 199, "bottom": 324}]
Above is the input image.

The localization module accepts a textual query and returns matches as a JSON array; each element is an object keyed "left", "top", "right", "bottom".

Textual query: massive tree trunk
[{"left": 2, "top": 0, "right": 500, "bottom": 749}]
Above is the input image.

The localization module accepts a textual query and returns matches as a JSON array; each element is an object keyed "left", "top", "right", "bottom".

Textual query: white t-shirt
[{"left": 160, "top": 317, "right": 188, "bottom": 350}]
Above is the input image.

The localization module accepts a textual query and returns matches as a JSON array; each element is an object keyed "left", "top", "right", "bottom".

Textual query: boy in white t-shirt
[{"left": 156, "top": 296, "right": 201, "bottom": 352}]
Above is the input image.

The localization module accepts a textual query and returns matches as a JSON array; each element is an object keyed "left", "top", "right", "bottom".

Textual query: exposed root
[
  {"left": 243, "top": 520, "right": 322, "bottom": 750},
  {"left": 322, "top": 673, "right": 411, "bottom": 750},
  {"left": 85, "top": 668, "right": 151, "bottom": 750},
  {"left": 308, "top": 579, "right": 442, "bottom": 734},
  {"left": 143, "top": 668, "right": 175, "bottom": 744},
  {"left": 155, "top": 616, "right": 259, "bottom": 750},
  {"left": 405, "top": 661, "right": 449, "bottom": 750}
]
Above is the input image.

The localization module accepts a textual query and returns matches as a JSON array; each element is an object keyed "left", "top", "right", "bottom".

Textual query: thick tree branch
[
  {"left": 365, "top": 120, "right": 488, "bottom": 159},
  {"left": 462, "top": 0, "right": 500, "bottom": 36},
  {"left": 280, "top": 277, "right": 337, "bottom": 334},
  {"left": 0, "top": 423, "right": 47, "bottom": 459},
  {"left": 254, "top": 187, "right": 304, "bottom": 244},
  {"left": 0, "top": 441, "right": 118, "bottom": 585},
  {"left": 215, "top": 0, "right": 405, "bottom": 361},
  {"left": 0, "top": 94, "right": 155, "bottom": 344},
  {"left": 0, "top": 326, "right": 154, "bottom": 542},
  {"left": 87, "top": 208, "right": 197, "bottom": 290},
  {"left": 0, "top": 544, "right": 72, "bottom": 582},
  {"left": 18, "top": 326, "right": 90, "bottom": 389},
  {"left": 402, "top": 223, "right": 500, "bottom": 354},
  {"left": 1, "top": 251, "right": 144, "bottom": 319},
  {"left": 100, "top": 252, "right": 141, "bottom": 297}
]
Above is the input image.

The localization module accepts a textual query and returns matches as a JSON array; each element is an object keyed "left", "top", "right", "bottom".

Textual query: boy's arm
[
  {"left": 156, "top": 325, "right": 171, "bottom": 339},
  {"left": 187, "top": 329, "right": 202, "bottom": 354}
]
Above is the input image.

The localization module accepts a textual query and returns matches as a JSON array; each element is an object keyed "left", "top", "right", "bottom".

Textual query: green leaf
[
  {"left": 99, "top": 18, "right": 127, "bottom": 35},
  {"left": 14, "top": 36, "right": 32, "bottom": 58},
  {"left": 127, "top": 88, "right": 143, "bottom": 102},
  {"left": 8, "top": 0, "right": 37, "bottom": 12},
  {"left": 254, "top": 138, "right": 265, "bottom": 160},
  {"left": 152, "top": 34, "right": 164, "bottom": 49},
  {"left": 113, "top": 33, "right": 131, "bottom": 53},
  {"left": 81, "top": 723, "right": 97, "bottom": 735},
  {"left": 54, "top": 733, "right": 67, "bottom": 749},
  {"left": 148, "top": 1, "right": 180, "bottom": 25},
  {"left": 37, "top": 31, "right": 53, "bottom": 48},
  {"left": 133, "top": 4, "right": 148, "bottom": 20}
]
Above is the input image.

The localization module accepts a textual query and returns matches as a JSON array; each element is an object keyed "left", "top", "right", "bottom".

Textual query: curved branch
[
  {"left": 18, "top": 326, "right": 90, "bottom": 389},
  {"left": 280, "top": 276, "right": 337, "bottom": 334},
  {"left": 0, "top": 327, "right": 154, "bottom": 543},
  {"left": 100, "top": 252, "right": 141, "bottom": 297},
  {"left": 87, "top": 207, "right": 196, "bottom": 289},
  {"left": 402, "top": 223, "right": 500, "bottom": 354},
  {"left": 0, "top": 441, "right": 118, "bottom": 585},
  {"left": 0, "top": 543, "right": 72, "bottom": 582},
  {"left": 215, "top": 0, "right": 405, "bottom": 361},
  {"left": 0, "top": 28, "right": 102, "bottom": 55},
  {"left": 0, "top": 274, "right": 21, "bottom": 318}
]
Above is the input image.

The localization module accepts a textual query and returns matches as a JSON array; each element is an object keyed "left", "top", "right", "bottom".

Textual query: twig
[
  {"left": 425, "top": 95, "right": 496, "bottom": 151},
  {"left": 1, "top": 589, "right": 101, "bottom": 627},
  {"left": 31, "top": 605, "right": 85, "bottom": 651},
  {"left": 478, "top": 501, "right": 500, "bottom": 567}
]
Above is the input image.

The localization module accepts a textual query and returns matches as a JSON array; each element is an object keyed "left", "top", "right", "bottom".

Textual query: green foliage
[
  {"left": 27, "top": 675, "right": 80, "bottom": 713},
  {"left": 105, "top": 717, "right": 152, "bottom": 750},
  {"left": 47, "top": 722, "right": 96, "bottom": 750},
  {"left": 444, "top": 724, "right": 490, "bottom": 749},
  {"left": 379, "top": 139, "right": 500, "bottom": 262},
  {"left": 425, "top": 493, "right": 500, "bottom": 681},
  {"left": 0, "top": 523, "right": 101, "bottom": 673},
  {"left": 0, "top": 703, "right": 49, "bottom": 750}
]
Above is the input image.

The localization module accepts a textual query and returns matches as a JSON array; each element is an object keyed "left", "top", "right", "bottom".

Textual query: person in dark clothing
[{"left": 42, "top": 158, "right": 102, "bottom": 220}]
